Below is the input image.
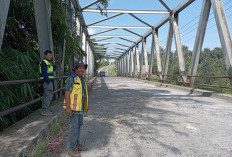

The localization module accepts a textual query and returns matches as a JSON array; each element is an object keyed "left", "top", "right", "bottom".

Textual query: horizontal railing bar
[
  {"left": 0, "top": 76, "right": 67, "bottom": 86},
  {"left": 0, "top": 87, "right": 65, "bottom": 117}
]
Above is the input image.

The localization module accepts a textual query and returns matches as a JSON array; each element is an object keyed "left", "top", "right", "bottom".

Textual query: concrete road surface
[{"left": 61, "top": 76, "right": 232, "bottom": 157}]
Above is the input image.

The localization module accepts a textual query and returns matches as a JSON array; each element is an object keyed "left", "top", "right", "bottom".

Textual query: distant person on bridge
[
  {"left": 39, "top": 50, "right": 56, "bottom": 116},
  {"left": 63, "top": 60, "right": 89, "bottom": 157}
]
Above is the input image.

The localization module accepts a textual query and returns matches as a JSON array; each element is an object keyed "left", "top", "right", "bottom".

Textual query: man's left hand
[{"left": 52, "top": 58, "right": 55, "bottom": 65}]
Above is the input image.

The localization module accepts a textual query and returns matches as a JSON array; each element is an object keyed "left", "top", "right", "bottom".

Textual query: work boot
[
  {"left": 41, "top": 110, "right": 53, "bottom": 116},
  {"left": 76, "top": 144, "right": 88, "bottom": 151},
  {"left": 68, "top": 149, "right": 81, "bottom": 157}
]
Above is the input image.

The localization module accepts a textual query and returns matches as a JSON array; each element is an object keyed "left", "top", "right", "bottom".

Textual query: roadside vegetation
[
  {"left": 0, "top": 0, "right": 108, "bottom": 131},
  {"left": 107, "top": 65, "right": 117, "bottom": 75},
  {"left": 25, "top": 113, "right": 68, "bottom": 157},
  {"left": 151, "top": 46, "right": 231, "bottom": 94}
]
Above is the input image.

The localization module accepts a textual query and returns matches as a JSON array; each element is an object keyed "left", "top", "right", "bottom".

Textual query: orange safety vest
[{"left": 63, "top": 76, "right": 88, "bottom": 111}]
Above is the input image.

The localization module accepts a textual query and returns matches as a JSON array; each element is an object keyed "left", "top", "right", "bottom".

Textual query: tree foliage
[{"left": 152, "top": 45, "right": 231, "bottom": 93}]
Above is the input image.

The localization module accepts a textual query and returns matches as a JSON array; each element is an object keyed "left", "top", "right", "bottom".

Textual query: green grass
[{"left": 107, "top": 66, "right": 117, "bottom": 75}]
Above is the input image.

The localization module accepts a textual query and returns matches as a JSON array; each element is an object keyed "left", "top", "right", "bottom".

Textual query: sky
[{"left": 78, "top": 0, "right": 232, "bottom": 59}]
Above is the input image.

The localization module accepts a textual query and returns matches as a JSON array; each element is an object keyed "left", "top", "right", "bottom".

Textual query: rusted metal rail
[
  {"left": 144, "top": 74, "right": 232, "bottom": 89},
  {"left": 0, "top": 76, "right": 67, "bottom": 117}
]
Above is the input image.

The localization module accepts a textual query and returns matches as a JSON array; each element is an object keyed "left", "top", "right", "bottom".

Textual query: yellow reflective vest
[
  {"left": 63, "top": 76, "right": 88, "bottom": 112},
  {"left": 39, "top": 59, "right": 54, "bottom": 79}
]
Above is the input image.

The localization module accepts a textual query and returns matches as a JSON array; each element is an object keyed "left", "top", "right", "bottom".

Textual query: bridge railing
[
  {"left": 124, "top": 72, "right": 232, "bottom": 91},
  {"left": 0, "top": 76, "right": 67, "bottom": 117}
]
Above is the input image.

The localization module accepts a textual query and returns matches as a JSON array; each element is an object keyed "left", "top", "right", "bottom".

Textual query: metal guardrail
[
  {"left": 0, "top": 76, "right": 67, "bottom": 117},
  {"left": 0, "top": 76, "right": 66, "bottom": 86},
  {"left": 154, "top": 74, "right": 232, "bottom": 89},
  {"left": 121, "top": 72, "right": 232, "bottom": 89}
]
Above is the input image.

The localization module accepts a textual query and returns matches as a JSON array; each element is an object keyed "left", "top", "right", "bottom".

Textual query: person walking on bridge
[
  {"left": 63, "top": 60, "right": 89, "bottom": 157},
  {"left": 39, "top": 50, "right": 56, "bottom": 116}
]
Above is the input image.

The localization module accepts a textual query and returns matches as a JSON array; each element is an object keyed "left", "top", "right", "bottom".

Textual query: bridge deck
[
  {"left": 61, "top": 76, "right": 232, "bottom": 157},
  {"left": 1, "top": 76, "right": 232, "bottom": 157}
]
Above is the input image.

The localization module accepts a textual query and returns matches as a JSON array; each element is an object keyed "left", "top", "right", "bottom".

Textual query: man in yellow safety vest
[
  {"left": 63, "top": 60, "right": 89, "bottom": 157},
  {"left": 39, "top": 50, "right": 56, "bottom": 116}
]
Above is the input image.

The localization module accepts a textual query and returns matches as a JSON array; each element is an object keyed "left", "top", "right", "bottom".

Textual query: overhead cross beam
[
  {"left": 81, "top": 0, "right": 100, "bottom": 11},
  {"left": 124, "top": 0, "right": 196, "bottom": 54},
  {"left": 96, "top": 37, "right": 114, "bottom": 42},
  {"left": 129, "top": 13, "right": 153, "bottom": 27},
  {"left": 91, "top": 35, "right": 139, "bottom": 38},
  {"left": 123, "top": 28, "right": 143, "bottom": 37},
  {"left": 87, "top": 13, "right": 124, "bottom": 26},
  {"left": 95, "top": 49, "right": 125, "bottom": 52},
  {"left": 159, "top": 0, "right": 171, "bottom": 12},
  {"left": 88, "top": 25, "right": 150, "bottom": 29},
  {"left": 93, "top": 41, "right": 132, "bottom": 44},
  {"left": 119, "top": 37, "right": 136, "bottom": 44},
  {"left": 82, "top": 8, "right": 170, "bottom": 14},
  {"left": 116, "top": 43, "right": 131, "bottom": 48},
  {"left": 94, "top": 46, "right": 128, "bottom": 48},
  {"left": 90, "top": 28, "right": 117, "bottom": 36}
]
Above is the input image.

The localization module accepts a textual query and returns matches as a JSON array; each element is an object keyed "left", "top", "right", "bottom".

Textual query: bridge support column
[
  {"left": 134, "top": 45, "right": 140, "bottom": 77},
  {"left": 127, "top": 52, "right": 130, "bottom": 76},
  {"left": 148, "top": 30, "right": 155, "bottom": 81},
  {"left": 0, "top": 0, "right": 10, "bottom": 53},
  {"left": 120, "top": 57, "right": 123, "bottom": 76},
  {"left": 117, "top": 57, "right": 120, "bottom": 76},
  {"left": 33, "top": 0, "right": 54, "bottom": 59},
  {"left": 85, "top": 40, "right": 90, "bottom": 80},
  {"left": 122, "top": 54, "right": 125, "bottom": 76},
  {"left": 144, "top": 39, "right": 149, "bottom": 79},
  {"left": 75, "top": 12, "right": 82, "bottom": 61},
  {"left": 149, "top": 29, "right": 163, "bottom": 81},
  {"left": 189, "top": 0, "right": 211, "bottom": 87},
  {"left": 139, "top": 38, "right": 148, "bottom": 79},
  {"left": 154, "top": 30, "right": 163, "bottom": 81},
  {"left": 211, "top": 0, "right": 232, "bottom": 86},
  {"left": 163, "top": 21, "right": 173, "bottom": 83},
  {"left": 124, "top": 54, "right": 127, "bottom": 77},
  {"left": 129, "top": 49, "right": 134, "bottom": 77},
  {"left": 172, "top": 13, "right": 187, "bottom": 82}
]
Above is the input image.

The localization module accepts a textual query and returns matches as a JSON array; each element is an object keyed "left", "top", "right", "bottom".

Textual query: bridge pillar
[
  {"left": 139, "top": 38, "right": 148, "bottom": 79},
  {"left": 149, "top": 29, "right": 163, "bottom": 81},
  {"left": 124, "top": 54, "right": 127, "bottom": 76},
  {"left": 119, "top": 57, "right": 122, "bottom": 76},
  {"left": 129, "top": 49, "right": 134, "bottom": 77},
  {"left": 0, "top": 0, "right": 10, "bottom": 53},
  {"left": 189, "top": 0, "right": 211, "bottom": 87},
  {"left": 75, "top": 12, "right": 82, "bottom": 61},
  {"left": 172, "top": 13, "right": 187, "bottom": 83},
  {"left": 33, "top": 0, "right": 54, "bottom": 59},
  {"left": 127, "top": 52, "right": 130, "bottom": 76},
  {"left": 148, "top": 30, "right": 155, "bottom": 81},
  {"left": 154, "top": 30, "right": 163, "bottom": 81},
  {"left": 85, "top": 39, "right": 89, "bottom": 80},
  {"left": 163, "top": 21, "right": 173, "bottom": 83},
  {"left": 211, "top": 0, "right": 232, "bottom": 86},
  {"left": 134, "top": 45, "right": 140, "bottom": 77}
]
